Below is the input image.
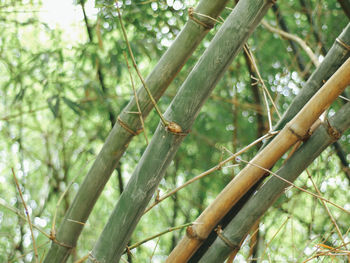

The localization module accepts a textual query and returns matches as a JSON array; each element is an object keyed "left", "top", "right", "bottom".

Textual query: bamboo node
[
  {"left": 215, "top": 225, "right": 240, "bottom": 251},
  {"left": 88, "top": 252, "right": 101, "bottom": 263},
  {"left": 325, "top": 119, "right": 341, "bottom": 140},
  {"left": 164, "top": 121, "right": 189, "bottom": 136},
  {"left": 188, "top": 7, "right": 213, "bottom": 30},
  {"left": 186, "top": 225, "right": 206, "bottom": 241},
  {"left": 336, "top": 38, "right": 350, "bottom": 51},
  {"left": 117, "top": 116, "right": 143, "bottom": 136},
  {"left": 286, "top": 123, "right": 308, "bottom": 141}
]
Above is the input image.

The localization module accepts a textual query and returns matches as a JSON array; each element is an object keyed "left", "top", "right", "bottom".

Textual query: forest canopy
[{"left": 0, "top": 0, "right": 349, "bottom": 262}]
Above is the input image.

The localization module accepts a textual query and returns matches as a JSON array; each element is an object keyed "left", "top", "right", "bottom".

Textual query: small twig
[
  {"left": 123, "top": 51, "right": 148, "bottom": 144},
  {"left": 243, "top": 44, "right": 281, "bottom": 123},
  {"left": 260, "top": 216, "right": 290, "bottom": 260},
  {"left": 237, "top": 158, "right": 350, "bottom": 215},
  {"left": 125, "top": 222, "right": 193, "bottom": 252},
  {"left": 261, "top": 20, "right": 320, "bottom": 67},
  {"left": 306, "top": 169, "right": 348, "bottom": 249},
  {"left": 149, "top": 237, "right": 160, "bottom": 262},
  {"left": 144, "top": 131, "right": 279, "bottom": 213},
  {"left": 115, "top": 2, "right": 169, "bottom": 127},
  {"left": 10, "top": 241, "right": 50, "bottom": 262},
  {"left": 12, "top": 168, "right": 39, "bottom": 263},
  {"left": 51, "top": 170, "right": 82, "bottom": 241},
  {"left": 303, "top": 242, "right": 350, "bottom": 263},
  {"left": 67, "top": 219, "right": 86, "bottom": 225},
  {"left": 0, "top": 198, "right": 51, "bottom": 239},
  {"left": 339, "top": 95, "right": 350, "bottom": 102},
  {"left": 1, "top": 106, "right": 47, "bottom": 121},
  {"left": 190, "top": 10, "right": 223, "bottom": 24}
]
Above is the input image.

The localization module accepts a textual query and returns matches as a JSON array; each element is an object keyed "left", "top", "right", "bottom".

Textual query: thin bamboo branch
[
  {"left": 116, "top": 3, "right": 168, "bottom": 126},
  {"left": 238, "top": 158, "right": 350, "bottom": 215},
  {"left": 243, "top": 44, "right": 281, "bottom": 121},
  {"left": 12, "top": 168, "right": 38, "bottom": 263},
  {"left": 261, "top": 20, "right": 319, "bottom": 67},
  {"left": 126, "top": 222, "right": 193, "bottom": 251},
  {"left": 306, "top": 170, "right": 347, "bottom": 248},
  {"left": 260, "top": 216, "right": 290, "bottom": 260},
  {"left": 144, "top": 131, "right": 278, "bottom": 214},
  {"left": 123, "top": 52, "right": 148, "bottom": 144},
  {"left": 0, "top": 198, "right": 50, "bottom": 239}
]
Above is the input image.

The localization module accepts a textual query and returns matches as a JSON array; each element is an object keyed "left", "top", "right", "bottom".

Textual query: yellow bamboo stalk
[{"left": 167, "top": 57, "right": 350, "bottom": 262}]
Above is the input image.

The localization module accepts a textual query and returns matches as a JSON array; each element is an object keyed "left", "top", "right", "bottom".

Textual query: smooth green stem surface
[
  {"left": 43, "top": 1, "right": 230, "bottom": 262},
  {"left": 89, "top": 0, "right": 274, "bottom": 262}
]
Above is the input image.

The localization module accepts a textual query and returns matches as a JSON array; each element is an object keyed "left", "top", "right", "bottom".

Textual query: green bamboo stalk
[
  {"left": 198, "top": 102, "right": 350, "bottom": 262},
  {"left": 87, "top": 1, "right": 274, "bottom": 262},
  {"left": 188, "top": 22, "right": 350, "bottom": 262},
  {"left": 43, "top": 1, "right": 230, "bottom": 262}
]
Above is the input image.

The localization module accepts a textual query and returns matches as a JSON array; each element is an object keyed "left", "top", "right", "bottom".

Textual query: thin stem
[
  {"left": 237, "top": 158, "right": 350, "bottom": 215},
  {"left": 126, "top": 222, "right": 193, "bottom": 251},
  {"left": 144, "top": 131, "right": 279, "bottom": 214},
  {"left": 243, "top": 44, "right": 281, "bottom": 121},
  {"left": 261, "top": 20, "right": 319, "bottom": 67},
  {"left": 260, "top": 216, "right": 290, "bottom": 260},
  {"left": 115, "top": 2, "right": 168, "bottom": 126},
  {"left": 123, "top": 52, "right": 148, "bottom": 144},
  {"left": 12, "top": 168, "right": 38, "bottom": 263},
  {"left": 306, "top": 169, "right": 347, "bottom": 249}
]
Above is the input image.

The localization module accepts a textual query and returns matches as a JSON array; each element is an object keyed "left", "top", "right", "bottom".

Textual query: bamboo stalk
[
  {"left": 88, "top": 0, "right": 274, "bottom": 262},
  {"left": 167, "top": 58, "right": 350, "bottom": 262},
  {"left": 198, "top": 101, "right": 350, "bottom": 262},
  {"left": 43, "top": 1, "right": 230, "bottom": 262}
]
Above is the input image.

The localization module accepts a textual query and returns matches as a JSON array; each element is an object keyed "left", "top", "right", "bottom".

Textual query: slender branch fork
[{"left": 144, "top": 130, "right": 279, "bottom": 214}]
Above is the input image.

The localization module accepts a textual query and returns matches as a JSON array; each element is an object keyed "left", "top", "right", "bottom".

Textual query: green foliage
[{"left": 0, "top": 0, "right": 349, "bottom": 262}]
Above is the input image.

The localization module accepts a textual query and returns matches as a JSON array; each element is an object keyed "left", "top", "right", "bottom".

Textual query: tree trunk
[
  {"left": 198, "top": 102, "right": 350, "bottom": 262},
  {"left": 88, "top": 1, "right": 274, "bottom": 262},
  {"left": 43, "top": 1, "right": 230, "bottom": 262}
]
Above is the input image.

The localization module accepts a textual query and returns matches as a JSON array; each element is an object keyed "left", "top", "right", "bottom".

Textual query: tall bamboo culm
[
  {"left": 167, "top": 58, "right": 350, "bottom": 262},
  {"left": 88, "top": 0, "right": 275, "bottom": 262},
  {"left": 43, "top": 1, "right": 230, "bottom": 262}
]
